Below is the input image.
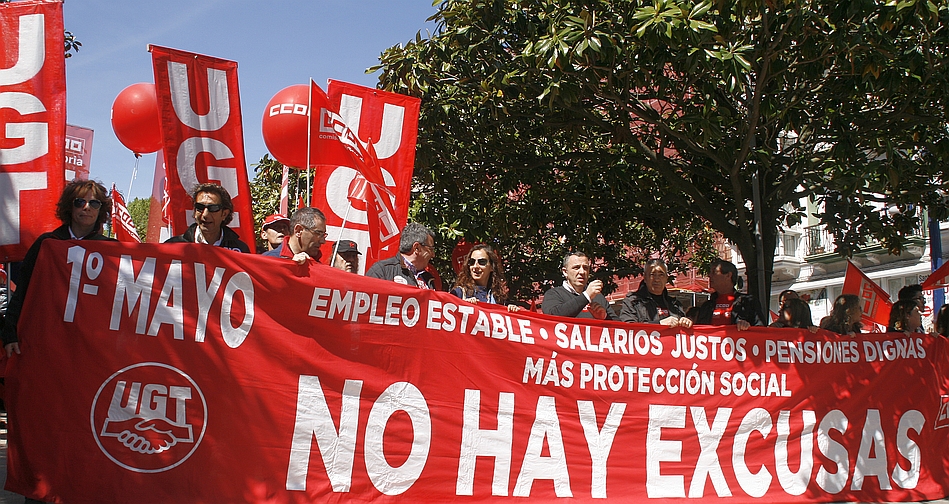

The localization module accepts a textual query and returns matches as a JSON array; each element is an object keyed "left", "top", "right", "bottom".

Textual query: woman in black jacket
[{"left": 2, "top": 179, "right": 116, "bottom": 357}]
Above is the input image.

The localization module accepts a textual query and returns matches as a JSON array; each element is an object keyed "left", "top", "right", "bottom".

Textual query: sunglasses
[
  {"left": 73, "top": 198, "right": 102, "bottom": 209},
  {"left": 194, "top": 203, "right": 223, "bottom": 213},
  {"left": 467, "top": 258, "right": 489, "bottom": 267}
]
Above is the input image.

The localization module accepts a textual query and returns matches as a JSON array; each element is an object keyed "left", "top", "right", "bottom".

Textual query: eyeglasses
[
  {"left": 467, "top": 258, "right": 489, "bottom": 267},
  {"left": 307, "top": 227, "right": 328, "bottom": 238},
  {"left": 194, "top": 203, "right": 223, "bottom": 213},
  {"left": 418, "top": 242, "right": 434, "bottom": 251},
  {"left": 73, "top": 198, "right": 102, "bottom": 210}
]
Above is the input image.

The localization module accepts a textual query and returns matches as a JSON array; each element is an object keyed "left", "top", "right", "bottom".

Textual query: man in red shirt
[
  {"left": 262, "top": 207, "right": 327, "bottom": 265},
  {"left": 691, "top": 259, "right": 764, "bottom": 329}
]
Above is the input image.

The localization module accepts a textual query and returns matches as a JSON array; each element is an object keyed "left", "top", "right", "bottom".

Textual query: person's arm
[
  {"left": 2, "top": 235, "right": 47, "bottom": 353},
  {"left": 618, "top": 295, "right": 645, "bottom": 323}
]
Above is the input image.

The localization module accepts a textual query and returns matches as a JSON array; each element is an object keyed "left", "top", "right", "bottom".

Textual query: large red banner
[
  {"left": 149, "top": 45, "right": 255, "bottom": 248},
  {"left": 6, "top": 240, "right": 949, "bottom": 503},
  {"left": 312, "top": 81, "right": 421, "bottom": 271},
  {"left": 0, "top": 0, "right": 65, "bottom": 262}
]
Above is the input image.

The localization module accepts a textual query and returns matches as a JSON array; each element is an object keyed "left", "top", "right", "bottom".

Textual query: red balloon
[
  {"left": 111, "top": 83, "right": 162, "bottom": 154},
  {"left": 261, "top": 85, "right": 310, "bottom": 168}
]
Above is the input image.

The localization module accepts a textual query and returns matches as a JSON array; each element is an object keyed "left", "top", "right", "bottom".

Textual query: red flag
[
  {"left": 109, "top": 185, "right": 142, "bottom": 243},
  {"left": 841, "top": 261, "right": 893, "bottom": 326},
  {"left": 150, "top": 45, "right": 255, "bottom": 248},
  {"left": 921, "top": 260, "right": 949, "bottom": 291},
  {"left": 311, "top": 80, "right": 420, "bottom": 271},
  {"left": 308, "top": 81, "right": 400, "bottom": 264},
  {"left": 0, "top": 0, "right": 66, "bottom": 262}
]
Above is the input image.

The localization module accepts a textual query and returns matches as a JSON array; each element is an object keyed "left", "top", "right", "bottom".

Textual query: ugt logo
[{"left": 91, "top": 362, "right": 207, "bottom": 473}]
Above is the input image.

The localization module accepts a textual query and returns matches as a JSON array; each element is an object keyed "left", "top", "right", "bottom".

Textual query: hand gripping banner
[
  {"left": 6, "top": 240, "right": 949, "bottom": 503},
  {"left": 149, "top": 45, "right": 255, "bottom": 248},
  {"left": 0, "top": 0, "right": 65, "bottom": 262}
]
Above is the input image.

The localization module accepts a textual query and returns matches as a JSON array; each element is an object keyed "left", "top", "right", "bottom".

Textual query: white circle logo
[{"left": 90, "top": 362, "right": 208, "bottom": 473}]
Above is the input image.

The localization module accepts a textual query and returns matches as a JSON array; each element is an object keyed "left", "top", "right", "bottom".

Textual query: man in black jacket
[
  {"left": 691, "top": 259, "right": 764, "bottom": 330},
  {"left": 619, "top": 259, "right": 691, "bottom": 327},
  {"left": 165, "top": 183, "right": 249, "bottom": 253},
  {"left": 365, "top": 222, "right": 436, "bottom": 289},
  {"left": 542, "top": 252, "right": 613, "bottom": 319}
]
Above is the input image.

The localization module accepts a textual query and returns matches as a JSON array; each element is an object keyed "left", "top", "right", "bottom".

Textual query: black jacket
[
  {"left": 692, "top": 291, "right": 765, "bottom": 326},
  {"left": 542, "top": 284, "right": 614, "bottom": 320},
  {"left": 619, "top": 282, "right": 686, "bottom": 324},
  {"left": 165, "top": 223, "right": 250, "bottom": 253},
  {"left": 2, "top": 225, "right": 115, "bottom": 345},
  {"left": 365, "top": 255, "right": 435, "bottom": 289}
]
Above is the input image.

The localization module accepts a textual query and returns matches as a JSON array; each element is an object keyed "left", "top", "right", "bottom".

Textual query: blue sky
[{"left": 62, "top": 0, "right": 438, "bottom": 200}]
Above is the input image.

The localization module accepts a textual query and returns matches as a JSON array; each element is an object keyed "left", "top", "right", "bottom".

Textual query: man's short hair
[
  {"left": 399, "top": 222, "right": 434, "bottom": 254},
  {"left": 191, "top": 183, "right": 234, "bottom": 225},
  {"left": 57, "top": 178, "right": 112, "bottom": 230},
  {"left": 562, "top": 251, "right": 590, "bottom": 269},
  {"left": 289, "top": 207, "right": 326, "bottom": 230},
  {"left": 709, "top": 259, "right": 740, "bottom": 287},
  {"left": 898, "top": 284, "right": 923, "bottom": 301}
]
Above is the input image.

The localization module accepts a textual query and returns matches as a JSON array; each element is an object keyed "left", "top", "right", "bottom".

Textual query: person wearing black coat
[
  {"left": 691, "top": 259, "right": 764, "bottom": 330},
  {"left": 164, "top": 182, "right": 250, "bottom": 253},
  {"left": 619, "top": 259, "right": 691, "bottom": 327},
  {"left": 2, "top": 179, "right": 117, "bottom": 356}
]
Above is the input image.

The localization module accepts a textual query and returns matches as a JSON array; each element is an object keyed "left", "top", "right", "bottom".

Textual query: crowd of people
[{"left": 3, "top": 179, "right": 948, "bottom": 364}]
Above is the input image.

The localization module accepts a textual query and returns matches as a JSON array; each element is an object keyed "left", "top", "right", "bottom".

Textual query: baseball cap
[
  {"left": 262, "top": 214, "right": 289, "bottom": 229},
  {"left": 336, "top": 239, "right": 361, "bottom": 255}
]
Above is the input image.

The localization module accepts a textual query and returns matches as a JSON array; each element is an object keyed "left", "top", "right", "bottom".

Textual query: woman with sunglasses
[
  {"left": 451, "top": 244, "right": 520, "bottom": 312},
  {"left": 2, "top": 179, "right": 115, "bottom": 357}
]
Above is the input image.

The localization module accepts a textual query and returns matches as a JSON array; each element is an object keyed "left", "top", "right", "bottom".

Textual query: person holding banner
[
  {"left": 366, "top": 222, "right": 437, "bottom": 289},
  {"left": 691, "top": 259, "right": 764, "bottom": 330},
  {"left": 165, "top": 183, "right": 250, "bottom": 253},
  {"left": 450, "top": 244, "right": 520, "bottom": 312},
  {"left": 542, "top": 251, "right": 614, "bottom": 320},
  {"left": 887, "top": 299, "right": 924, "bottom": 335},
  {"left": 2, "top": 179, "right": 116, "bottom": 357},
  {"left": 619, "top": 259, "right": 691, "bottom": 327},
  {"left": 820, "top": 294, "right": 863, "bottom": 336},
  {"left": 263, "top": 207, "right": 327, "bottom": 265},
  {"left": 936, "top": 305, "right": 949, "bottom": 337}
]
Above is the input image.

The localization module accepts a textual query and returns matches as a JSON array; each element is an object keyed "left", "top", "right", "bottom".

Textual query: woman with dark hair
[
  {"left": 772, "top": 298, "right": 815, "bottom": 329},
  {"left": 935, "top": 305, "right": 949, "bottom": 337},
  {"left": 1, "top": 179, "right": 116, "bottom": 357},
  {"left": 887, "top": 299, "right": 923, "bottom": 334},
  {"left": 820, "top": 294, "right": 862, "bottom": 336},
  {"left": 451, "top": 244, "right": 520, "bottom": 312}
]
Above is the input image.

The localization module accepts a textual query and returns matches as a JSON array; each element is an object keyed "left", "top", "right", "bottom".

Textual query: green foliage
[
  {"left": 375, "top": 0, "right": 949, "bottom": 300},
  {"left": 249, "top": 154, "right": 312, "bottom": 251},
  {"left": 64, "top": 31, "right": 80, "bottom": 58},
  {"left": 127, "top": 197, "right": 150, "bottom": 242}
]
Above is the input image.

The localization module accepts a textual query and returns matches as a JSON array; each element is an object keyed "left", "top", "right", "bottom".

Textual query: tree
[
  {"left": 127, "top": 197, "right": 150, "bottom": 242},
  {"left": 374, "top": 0, "right": 949, "bottom": 303}
]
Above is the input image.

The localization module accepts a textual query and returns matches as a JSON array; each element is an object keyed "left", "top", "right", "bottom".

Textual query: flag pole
[
  {"left": 331, "top": 205, "right": 353, "bottom": 263},
  {"left": 306, "top": 79, "right": 314, "bottom": 207}
]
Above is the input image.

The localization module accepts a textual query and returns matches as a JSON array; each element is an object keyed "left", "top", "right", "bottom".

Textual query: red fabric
[
  {"left": 64, "top": 124, "right": 93, "bottom": 180},
  {"left": 311, "top": 80, "right": 420, "bottom": 270},
  {"left": 6, "top": 240, "right": 949, "bottom": 503},
  {"left": 149, "top": 45, "right": 255, "bottom": 249},
  {"left": 921, "top": 260, "right": 949, "bottom": 291},
  {"left": 308, "top": 81, "right": 400, "bottom": 266},
  {"left": 710, "top": 292, "right": 737, "bottom": 325},
  {"left": 0, "top": 0, "right": 65, "bottom": 262},
  {"left": 842, "top": 261, "right": 893, "bottom": 326},
  {"left": 110, "top": 185, "right": 142, "bottom": 243}
]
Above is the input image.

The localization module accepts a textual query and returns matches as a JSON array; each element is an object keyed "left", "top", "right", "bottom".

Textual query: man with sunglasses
[
  {"left": 366, "top": 222, "right": 437, "bottom": 289},
  {"left": 165, "top": 183, "right": 250, "bottom": 253},
  {"left": 263, "top": 207, "right": 327, "bottom": 264}
]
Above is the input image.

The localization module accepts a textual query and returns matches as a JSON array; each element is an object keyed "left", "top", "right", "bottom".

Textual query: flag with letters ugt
[{"left": 308, "top": 80, "right": 400, "bottom": 264}]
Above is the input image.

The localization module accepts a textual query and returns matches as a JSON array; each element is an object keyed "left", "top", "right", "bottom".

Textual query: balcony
[{"left": 802, "top": 223, "right": 927, "bottom": 264}]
